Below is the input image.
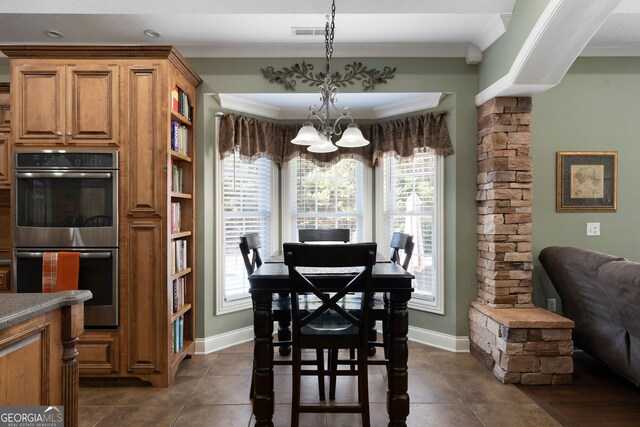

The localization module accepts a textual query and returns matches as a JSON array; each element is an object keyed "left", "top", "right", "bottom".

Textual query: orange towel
[{"left": 42, "top": 252, "right": 80, "bottom": 293}]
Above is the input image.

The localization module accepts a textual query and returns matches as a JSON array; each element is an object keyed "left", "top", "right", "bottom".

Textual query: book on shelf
[
  {"left": 173, "top": 319, "right": 179, "bottom": 352},
  {"left": 172, "top": 277, "right": 186, "bottom": 313},
  {"left": 170, "top": 319, "right": 175, "bottom": 352},
  {"left": 171, "top": 86, "right": 179, "bottom": 112},
  {"left": 172, "top": 279, "right": 179, "bottom": 313},
  {"left": 172, "top": 164, "right": 183, "bottom": 193},
  {"left": 171, "top": 242, "right": 176, "bottom": 275},
  {"left": 181, "top": 277, "right": 186, "bottom": 306},
  {"left": 172, "top": 239, "right": 188, "bottom": 273},
  {"left": 172, "top": 85, "right": 192, "bottom": 121},
  {"left": 170, "top": 121, "right": 188, "bottom": 156},
  {"left": 171, "top": 202, "right": 181, "bottom": 233},
  {"left": 172, "top": 316, "right": 185, "bottom": 353}
]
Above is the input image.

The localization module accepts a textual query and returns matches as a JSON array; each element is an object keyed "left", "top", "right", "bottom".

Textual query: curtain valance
[{"left": 218, "top": 111, "right": 453, "bottom": 168}]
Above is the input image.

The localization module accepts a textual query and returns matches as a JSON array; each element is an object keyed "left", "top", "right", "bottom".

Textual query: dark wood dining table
[{"left": 248, "top": 257, "right": 414, "bottom": 426}]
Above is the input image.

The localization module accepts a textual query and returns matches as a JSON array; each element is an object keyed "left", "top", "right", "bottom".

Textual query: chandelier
[{"left": 290, "top": 0, "right": 370, "bottom": 153}]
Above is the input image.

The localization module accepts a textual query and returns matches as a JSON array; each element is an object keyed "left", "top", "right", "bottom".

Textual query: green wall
[
  {"left": 532, "top": 57, "right": 640, "bottom": 308},
  {"left": 479, "top": 0, "right": 550, "bottom": 92},
  {"left": 188, "top": 57, "right": 480, "bottom": 339},
  {"left": 0, "top": 59, "right": 9, "bottom": 81}
]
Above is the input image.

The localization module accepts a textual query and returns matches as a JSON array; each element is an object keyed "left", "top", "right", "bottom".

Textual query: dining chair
[
  {"left": 240, "top": 233, "right": 326, "bottom": 400},
  {"left": 284, "top": 242, "right": 376, "bottom": 427},
  {"left": 329, "top": 232, "right": 413, "bottom": 399},
  {"left": 298, "top": 228, "right": 350, "bottom": 243}
]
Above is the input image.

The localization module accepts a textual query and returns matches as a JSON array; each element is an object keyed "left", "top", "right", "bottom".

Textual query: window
[
  {"left": 282, "top": 157, "right": 372, "bottom": 243},
  {"left": 215, "top": 150, "right": 278, "bottom": 314},
  {"left": 377, "top": 150, "right": 444, "bottom": 313}
]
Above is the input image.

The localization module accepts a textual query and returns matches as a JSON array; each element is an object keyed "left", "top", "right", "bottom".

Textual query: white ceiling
[
  {"left": 1, "top": 0, "right": 640, "bottom": 58},
  {"left": 1, "top": 0, "right": 640, "bottom": 115},
  {"left": 0, "top": 0, "right": 515, "bottom": 58}
]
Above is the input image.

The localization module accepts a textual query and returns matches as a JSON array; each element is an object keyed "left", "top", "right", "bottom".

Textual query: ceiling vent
[{"left": 291, "top": 27, "right": 325, "bottom": 36}]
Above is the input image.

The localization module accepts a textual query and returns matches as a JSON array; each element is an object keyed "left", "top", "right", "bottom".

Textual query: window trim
[
  {"left": 281, "top": 158, "right": 374, "bottom": 243},
  {"left": 374, "top": 153, "right": 445, "bottom": 315},
  {"left": 214, "top": 146, "right": 279, "bottom": 315}
]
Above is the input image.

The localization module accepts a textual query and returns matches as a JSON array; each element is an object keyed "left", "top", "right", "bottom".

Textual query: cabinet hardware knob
[
  {"left": 66, "top": 131, "right": 72, "bottom": 136},
  {"left": 56, "top": 131, "right": 62, "bottom": 136}
]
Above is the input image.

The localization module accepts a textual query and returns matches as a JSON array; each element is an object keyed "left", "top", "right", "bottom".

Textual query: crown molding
[
  {"left": 373, "top": 93, "right": 444, "bottom": 118},
  {"left": 215, "top": 93, "right": 283, "bottom": 119},
  {"left": 474, "top": 13, "right": 512, "bottom": 51},
  {"left": 177, "top": 42, "right": 471, "bottom": 59},
  {"left": 216, "top": 92, "right": 445, "bottom": 120},
  {"left": 0, "top": 45, "right": 202, "bottom": 86}
]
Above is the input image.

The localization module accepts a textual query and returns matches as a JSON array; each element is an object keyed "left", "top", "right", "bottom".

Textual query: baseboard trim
[
  {"left": 196, "top": 324, "right": 469, "bottom": 354},
  {"left": 195, "top": 326, "right": 253, "bottom": 354},
  {"left": 408, "top": 325, "right": 470, "bottom": 353}
]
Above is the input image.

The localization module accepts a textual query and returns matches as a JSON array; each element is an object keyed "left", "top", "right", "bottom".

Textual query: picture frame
[{"left": 556, "top": 151, "right": 617, "bottom": 212}]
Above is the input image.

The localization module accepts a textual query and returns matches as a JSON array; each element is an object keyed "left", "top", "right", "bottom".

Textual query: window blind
[
  {"left": 289, "top": 158, "right": 363, "bottom": 242},
  {"left": 222, "top": 154, "right": 272, "bottom": 301},
  {"left": 383, "top": 151, "right": 438, "bottom": 301}
]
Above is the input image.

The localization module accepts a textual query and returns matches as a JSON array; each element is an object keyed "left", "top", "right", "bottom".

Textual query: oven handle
[
  {"left": 15, "top": 251, "right": 113, "bottom": 259},
  {"left": 15, "top": 172, "right": 112, "bottom": 179}
]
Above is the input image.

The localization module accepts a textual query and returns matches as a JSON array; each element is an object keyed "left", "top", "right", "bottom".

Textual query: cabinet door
[
  {"left": 0, "top": 91, "right": 10, "bottom": 134},
  {"left": 13, "top": 64, "right": 65, "bottom": 145},
  {"left": 0, "top": 134, "right": 8, "bottom": 187},
  {"left": 126, "top": 220, "right": 165, "bottom": 373},
  {"left": 77, "top": 331, "right": 119, "bottom": 374},
  {"left": 66, "top": 65, "right": 119, "bottom": 146},
  {"left": 125, "top": 65, "right": 164, "bottom": 216},
  {"left": 0, "top": 264, "right": 9, "bottom": 292}
]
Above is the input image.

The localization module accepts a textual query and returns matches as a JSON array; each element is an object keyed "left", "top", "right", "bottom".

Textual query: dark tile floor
[{"left": 78, "top": 340, "right": 634, "bottom": 426}]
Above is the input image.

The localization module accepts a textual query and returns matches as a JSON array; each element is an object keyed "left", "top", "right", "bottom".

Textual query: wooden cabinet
[
  {"left": 2, "top": 46, "right": 201, "bottom": 387},
  {"left": 0, "top": 310, "right": 63, "bottom": 406},
  {"left": 0, "top": 185, "right": 9, "bottom": 292},
  {"left": 122, "top": 56, "right": 199, "bottom": 386},
  {"left": 0, "top": 292, "right": 89, "bottom": 427},
  {"left": 11, "top": 62, "right": 119, "bottom": 146},
  {"left": 0, "top": 134, "right": 9, "bottom": 187},
  {"left": 0, "top": 263, "right": 9, "bottom": 292},
  {"left": 0, "top": 83, "right": 10, "bottom": 188},
  {"left": 77, "top": 331, "right": 119, "bottom": 374},
  {"left": 0, "top": 83, "right": 10, "bottom": 134}
]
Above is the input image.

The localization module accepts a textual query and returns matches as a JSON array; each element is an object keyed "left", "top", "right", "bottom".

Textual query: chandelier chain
[{"left": 325, "top": 0, "right": 336, "bottom": 72}]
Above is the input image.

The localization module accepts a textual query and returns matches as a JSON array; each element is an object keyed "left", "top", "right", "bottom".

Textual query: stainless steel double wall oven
[{"left": 13, "top": 150, "right": 119, "bottom": 328}]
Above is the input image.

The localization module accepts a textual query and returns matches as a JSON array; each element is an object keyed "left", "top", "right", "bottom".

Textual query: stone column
[
  {"left": 476, "top": 97, "right": 533, "bottom": 307},
  {"left": 470, "top": 97, "right": 574, "bottom": 385}
]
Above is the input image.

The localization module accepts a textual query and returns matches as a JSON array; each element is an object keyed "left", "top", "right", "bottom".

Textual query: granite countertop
[{"left": 0, "top": 290, "right": 93, "bottom": 330}]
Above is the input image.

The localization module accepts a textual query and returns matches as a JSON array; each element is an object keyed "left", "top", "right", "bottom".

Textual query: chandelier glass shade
[{"left": 290, "top": 0, "right": 370, "bottom": 152}]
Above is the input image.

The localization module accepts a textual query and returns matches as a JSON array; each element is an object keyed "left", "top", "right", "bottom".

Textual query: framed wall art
[{"left": 556, "top": 151, "right": 617, "bottom": 212}]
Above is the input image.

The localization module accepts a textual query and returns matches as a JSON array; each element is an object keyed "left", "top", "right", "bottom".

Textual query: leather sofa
[{"left": 539, "top": 246, "right": 640, "bottom": 386}]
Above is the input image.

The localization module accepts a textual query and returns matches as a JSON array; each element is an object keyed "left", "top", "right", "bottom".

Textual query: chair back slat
[
  {"left": 284, "top": 242, "right": 376, "bottom": 342},
  {"left": 239, "top": 232, "right": 263, "bottom": 276},
  {"left": 298, "top": 228, "right": 350, "bottom": 243},
  {"left": 401, "top": 239, "right": 415, "bottom": 271},
  {"left": 389, "top": 232, "right": 414, "bottom": 271}
]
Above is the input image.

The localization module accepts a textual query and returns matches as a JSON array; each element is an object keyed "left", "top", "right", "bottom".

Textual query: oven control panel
[{"left": 15, "top": 151, "right": 118, "bottom": 169}]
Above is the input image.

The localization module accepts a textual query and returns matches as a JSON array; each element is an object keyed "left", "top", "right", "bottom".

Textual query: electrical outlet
[
  {"left": 547, "top": 298, "right": 557, "bottom": 312},
  {"left": 586, "top": 222, "right": 600, "bottom": 236}
]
